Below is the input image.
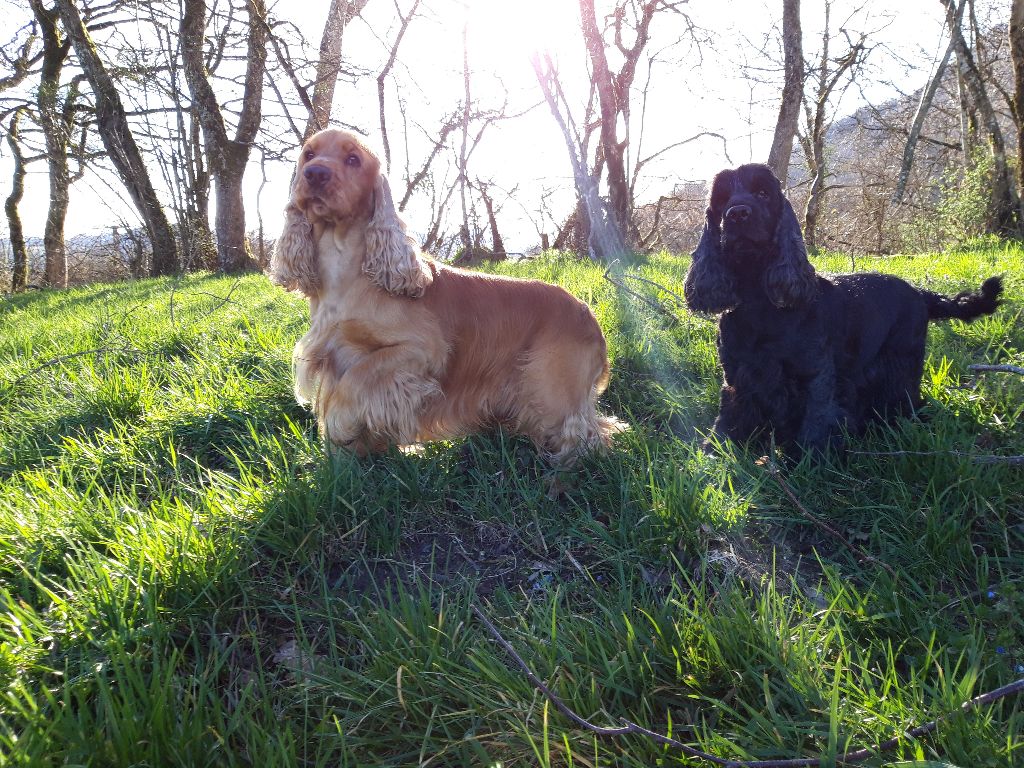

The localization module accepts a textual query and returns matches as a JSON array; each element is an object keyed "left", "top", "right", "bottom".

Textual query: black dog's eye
[
  {"left": 756, "top": 189, "right": 770, "bottom": 200},
  {"left": 345, "top": 153, "right": 361, "bottom": 168}
]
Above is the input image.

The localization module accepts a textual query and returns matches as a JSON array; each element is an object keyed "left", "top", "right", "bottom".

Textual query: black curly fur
[{"left": 684, "top": 163, "right": 1004, "bottom": 454}]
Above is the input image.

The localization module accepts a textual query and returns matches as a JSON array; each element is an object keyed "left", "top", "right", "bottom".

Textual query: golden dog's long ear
[
  {"left": 363, "top": 174, "right": 432, "bottom": 298},
  {"left": 270, "top": 202, "right": 319, "bottom": 296}
]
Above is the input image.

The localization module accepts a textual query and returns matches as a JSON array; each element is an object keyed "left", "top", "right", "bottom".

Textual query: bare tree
[
  {"left": 4, "top": 109, "right": 29, "bottom": 292},
  {"left": 377, "top": 0, "right": 421, "bottom": 173},
  {"left": 532, "top": 50, "right": 623, "bottom": 261},
  {"left": 532, "top": 0, "right": 694, "bottom": 260},
  {"left": 458, "top": 19, "right": 472, "bottom": 255},
  {"left": 1011, "top": 0, "right": 1024, "bottom": 233},
  {"left": 767, "top": 0, "right": 803, "bottom": 183},
  {"left": 29, "top": 0, "right": 74, "bottom": 287},
  {"left": 893, "top": 0, "right": 966, "bottom": 203},
  {"left": 397, "top": 113, "right": 460, "bottom": 212},
  {"left": 580, "top": 0, "right": 685, "bottom": 250},
  {"left": 798, "top": 1, "right": 869, "bottom": 251},
  {"left": 181, "top": 0, "right": 267, "bottom": 273},
  {"left": 305, "top": 0, "right": 370, "bottom": 140},
  {"left": 477, "top": 181, "right": 506, "bottom": 259},
  {"left": 149, "top": 12, "right": 215, "bottom": 271},
  {"left": 54, "top": 0, "right": 179, "bottom": 276},
  {"left": 413, "top": 105, "right": 513, "bottom": 261},
  {"left": 941, "top": 0, "right": 1018, "bottom": 235}
]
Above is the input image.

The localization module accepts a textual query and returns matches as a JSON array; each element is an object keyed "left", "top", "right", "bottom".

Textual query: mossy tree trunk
[
  {"left": 767, "top": 0, "right": 803, "bottom": 185},
  {"left": 29, "top": 0, "right": 71, "bottom": 288},
  {"left": 54, "top": 0, "right": 179, "bottom": 277},
  {"left": 181, "top": 0, "right": 267, "bottom": 274},
  {"left": 1010, "top": 0, "right": 1024, "bottom": 236},
  {"left": 5, "top": 110, "right": 29, "bottom": 292}
]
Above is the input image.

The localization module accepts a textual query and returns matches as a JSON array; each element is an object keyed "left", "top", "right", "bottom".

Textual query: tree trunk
[
  {"left": 458, "top": 21, "right": 472, "bottom": 254},
  {"left": 941, "top": 0, "right": 1018, "bottom": 234},
  {"left": 578, "top": 0, "right": 655, "bottom": 250},
  {"left": 5, "top": 111, "right": 28, "bottom": 292},
  {"left": 893, "top": 0, "right": 964, "bottom": 203},
  {"left": 800, "top": 1, "right": 865, "bottom": 251},
  {"left": 214, "top": 160, "right": 250, "bottom": 273},
  {"left": 1011, "top": 0, "right": 1024, "bottom": 234},
  {"left": 181, "top": 0, "right": 266, "bottom": 273},
  {"left": 164, "top": 16, "right": 215, "bottom": 271},
  {"left": 803, "top": 143, "right": 824, "bottom": 250},
  {"left": 54, "top": 0, "right": 179, "bottom": 276},
  {"left": 479, "top": 184, "right": 506, "bottom": 259},
  {"left": 767, "top": 0, "right": 803, "bottom": 183},
  {"left": 580, "top": 0, "right": 629, "bottom": 241},
  {"left": 377, "top": 0, "right": 420, "bottom": 173},
  {"left": 802, "top": 8, "right": 829, "bottom": 252},
  {"left": 532, "top": 52, "right": 626, "bottom": 262},
  {"left": 40, "top": 142, "right": 70, "bottom": 288},
  {"left": 305, "top": 0, "right": 370, "bottom": 140},
  {"left": 30, "top": 0, "right": 70, "bottom": 288}
]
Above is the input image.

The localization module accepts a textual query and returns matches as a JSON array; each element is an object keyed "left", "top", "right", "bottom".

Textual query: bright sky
[{"left": 0, "top": 0, "right": 975, "bottom": 253}]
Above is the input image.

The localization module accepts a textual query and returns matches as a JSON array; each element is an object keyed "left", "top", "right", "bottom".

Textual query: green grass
[{"left": 0, "top": 248, "right": 1020, "bottom": 766}]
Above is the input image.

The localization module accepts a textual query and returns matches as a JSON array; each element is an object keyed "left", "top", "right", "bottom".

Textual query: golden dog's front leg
[{"left": 320, "top": 343, "right": 442, "bottom": 453}]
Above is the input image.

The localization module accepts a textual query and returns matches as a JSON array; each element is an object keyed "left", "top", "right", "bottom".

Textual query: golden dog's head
[{"left": 269, "top": 128, "right": 431, "bottom": 298}]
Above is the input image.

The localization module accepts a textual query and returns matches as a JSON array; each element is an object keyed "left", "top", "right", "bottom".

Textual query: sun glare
[{"left": 467, "top": 0, "right": 579, "bottom": 72}]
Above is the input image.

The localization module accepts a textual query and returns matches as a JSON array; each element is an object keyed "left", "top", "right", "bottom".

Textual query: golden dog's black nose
[{"left": 303, "top": 165, "right": 331, "bottom": 188}]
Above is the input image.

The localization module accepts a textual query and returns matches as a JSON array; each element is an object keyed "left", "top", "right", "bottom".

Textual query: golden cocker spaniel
[{"left": 270, "top": 128, "right": 625, "bottom": 466}]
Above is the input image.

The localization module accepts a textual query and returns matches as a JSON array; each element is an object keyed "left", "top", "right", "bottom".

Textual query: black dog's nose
[
  {"left": 725, "top": 204, "right": 751, "bottom": 223},
  {"left": 303, "top": 164, "right": 331, "bottom": 188}
]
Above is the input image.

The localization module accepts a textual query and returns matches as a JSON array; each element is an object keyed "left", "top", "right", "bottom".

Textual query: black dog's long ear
[
  {"left": 684, "top": 207, "right": 738, "bottom": 314},
  {"left": 763, "top": 197, "right": 817, "bottom": 308}
]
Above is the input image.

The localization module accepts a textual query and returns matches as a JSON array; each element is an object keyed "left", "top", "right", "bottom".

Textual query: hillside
[{"left": 0, "top": 249, "right": 1021, "bottom": 766}]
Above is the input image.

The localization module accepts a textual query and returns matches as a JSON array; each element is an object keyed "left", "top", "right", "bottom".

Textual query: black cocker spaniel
[{"left": 684, "top": 163, "right": 1003, "bottom": 455}]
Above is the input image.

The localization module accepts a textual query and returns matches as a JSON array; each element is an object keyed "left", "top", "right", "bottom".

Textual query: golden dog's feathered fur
[{"left": 269, "top": 128, "right": 624, "bottom": 466}]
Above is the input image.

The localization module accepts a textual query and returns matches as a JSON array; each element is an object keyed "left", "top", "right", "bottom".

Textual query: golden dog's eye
[
  {"left": 303, "top": 149, "right": 315, "bottom": 161},
  {"left": 345, "top": 153, "right": 361, "bottom": 168}
]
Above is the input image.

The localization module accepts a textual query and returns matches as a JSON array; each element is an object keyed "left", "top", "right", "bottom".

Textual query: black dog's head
[{"left": 684, "top": 164, "right": 817, "bottom": 313}]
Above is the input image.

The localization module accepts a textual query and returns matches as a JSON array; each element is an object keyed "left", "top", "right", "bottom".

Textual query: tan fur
[{"left": 271, "top": 128, "right": 626, "bottom": 467}]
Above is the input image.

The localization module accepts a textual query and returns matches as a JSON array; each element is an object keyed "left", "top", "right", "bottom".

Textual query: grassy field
[{"left": 0, "top": 245, "right": 1021, "bottom": 767}]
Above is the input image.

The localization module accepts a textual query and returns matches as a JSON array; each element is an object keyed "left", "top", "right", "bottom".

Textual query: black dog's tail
[{"left": 923, "top": 276, "right": 1003, "bottom": 322}]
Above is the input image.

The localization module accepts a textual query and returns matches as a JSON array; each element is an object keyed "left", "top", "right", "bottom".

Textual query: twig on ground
[
  {"left": 169, "top": 275, "right": 244, "bottom": 331},
  {"left": 760, "top": 459, "right": 899, "bottom": 579},
  {"left": 619, "top": 272, "right": 688, "bottom": 309},
  {"left": 194, "top": 277, "right": 244, "bottom": 315},
  {"left": 470, "top": 604, "right": 726, "bottom": 761},
  {"left": 602, "top": 261, "right": 680, "bottom": 324},
  {"left": 968, "top": 363, "right": 1024, "bottom": 376},
  {"left": 849, "top": 450, "right": 1024, "bottom": 466},
  {"left": 7, "top": 346, "right": 142, "bottom": 391},
  {"left": 473, "top": 602, "right": 1024, "bottom": 767}
]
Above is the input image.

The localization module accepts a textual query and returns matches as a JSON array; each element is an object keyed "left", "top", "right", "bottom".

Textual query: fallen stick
[
  {"left": 850, "top": 449, "right": 1024, "bottom": 466},
  {"left": 473, "top": 602, "right": 1024, "bottom": 767},
  {"left": 760, "top": 459, "right": 899, "bottom": 579},
  {"left": 968, "top": 364, "right": 1024, "bottom": 376}
]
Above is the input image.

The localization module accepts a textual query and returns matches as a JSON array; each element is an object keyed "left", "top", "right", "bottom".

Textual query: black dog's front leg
[
  {"left": 795, "top": 360, "right": 844, "bottom": 456},
  {"left": 709, "top": 360, "right": 787, "bottom": 449}
]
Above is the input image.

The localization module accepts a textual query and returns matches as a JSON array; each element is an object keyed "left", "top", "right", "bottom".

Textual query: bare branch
[
  {"left": 968, "top": 363, "right": 1024, "bottom": 375},
  {"left": 473, "top": 602, "right": 1024, "bottom": 767}
]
